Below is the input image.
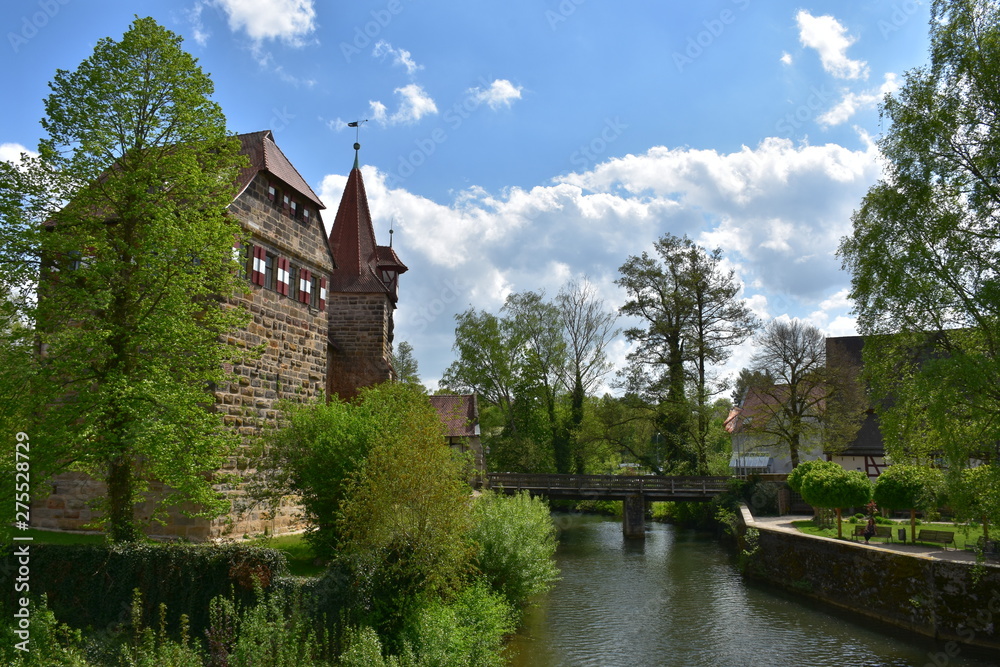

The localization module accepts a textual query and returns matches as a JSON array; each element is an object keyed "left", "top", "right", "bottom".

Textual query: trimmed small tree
[
  {"left": 873, "top": 464, "right": 944, "bottom": 543},
  {"left": 798, "top": 464, "right": 873, "bottom": 539}
]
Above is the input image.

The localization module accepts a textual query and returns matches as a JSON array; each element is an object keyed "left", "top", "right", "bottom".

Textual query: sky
[{"left": 0, "top": 0, "right": 934, "bottom": 392}]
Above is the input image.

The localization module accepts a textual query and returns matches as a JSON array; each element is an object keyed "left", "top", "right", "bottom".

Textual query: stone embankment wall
[{"left": 738, "top": 506, "right": 1000, "bottom": 654}]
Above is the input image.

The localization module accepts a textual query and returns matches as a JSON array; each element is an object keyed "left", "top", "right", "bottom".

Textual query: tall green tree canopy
[
  {"left": 839, "top": 0, "right": 1000, "bottom": 468},
  {"left": 616, "top": 233, "right": 757, "bottom": 474},
  {"left": 0, "top": 17, "right": 248, "bottom": 541},
  {"left": 443, "top": 283, "right": 617, "bottom": 474}
]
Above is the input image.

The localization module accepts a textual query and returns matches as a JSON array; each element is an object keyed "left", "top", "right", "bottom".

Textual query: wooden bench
[
  {"left": 853, "top": 525, "right": 893, "bottom": 543},
  {"left": 916, "top": 529, "right": 955, "bottom": 549}
]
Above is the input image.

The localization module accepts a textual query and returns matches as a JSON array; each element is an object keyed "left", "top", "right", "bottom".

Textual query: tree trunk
[
  {"left": 107, "top": 453, "right": 140, "bottom": 542},
  {"left": 836, "top": 507, "right": 843, "bottom": 540}
]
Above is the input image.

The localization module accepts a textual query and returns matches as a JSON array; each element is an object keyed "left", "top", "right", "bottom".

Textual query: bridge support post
[{"left": 623, "top": 494, "right": 646, "bottom": 539}]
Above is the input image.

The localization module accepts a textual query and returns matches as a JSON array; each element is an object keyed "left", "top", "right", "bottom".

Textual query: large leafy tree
[
  {"left": 838, "top": 0, "right": 1000, "bottom": 471},
  {"left": 617, "top": 234, "right": 756, "bottom": 473},
  {"left": 0, "top": 17, "right": 249, "bottom": 541},
  {"left": 746, "top": 319, "right": 866, "bottom": 468}
]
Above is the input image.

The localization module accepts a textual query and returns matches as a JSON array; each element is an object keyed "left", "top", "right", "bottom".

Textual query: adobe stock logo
[
  {"left": 672, "top": 0, "right": 751, "bottom": 73},
  {"left": 7, "top": 0, "right": 71, "bottom": 54}
]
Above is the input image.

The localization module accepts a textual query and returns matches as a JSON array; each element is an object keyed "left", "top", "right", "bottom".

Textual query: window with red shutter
[
  {"left": 251, "top": 245, "right": 266, "bottom": 286},
  {"left": 276, "top": 257, "right": 290, "bottom": 296},
  {"left": 318, "top": 276, "right": 327, "bottom": 311},
  {"left": 299, "top": 269, "right": 312, "bottom": 304}
]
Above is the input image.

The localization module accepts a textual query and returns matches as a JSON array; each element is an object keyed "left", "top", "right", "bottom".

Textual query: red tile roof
[
  {"left": 235, "top": 130, "right": 325, "bottom": 209},
  {"left": 429, "top": 394, "right": 479, "bottom": 438},
  {"left": 327, "top": 159, "right": 407, "bottom": 295}
]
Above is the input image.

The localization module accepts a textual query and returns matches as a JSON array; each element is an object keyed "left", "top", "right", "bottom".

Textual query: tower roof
[{"left": 327, "top": 149, "right": 407, "bottom": 297}]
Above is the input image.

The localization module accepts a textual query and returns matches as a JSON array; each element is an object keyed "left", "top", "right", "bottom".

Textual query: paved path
[{"left": 750, "top": 515, "right": 984, "bottom": 563}]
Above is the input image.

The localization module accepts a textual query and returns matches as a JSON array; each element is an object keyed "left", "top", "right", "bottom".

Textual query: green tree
[
  {"left": 838, "top": 0, "right": 1000, "bottom": 472},
  {"left": 950, "top": 464, "right": 1000, "bottom": 540},
  {"left": 555, "top": 278, "right": 619, "bottom": 473},
  {"left": 442, "top": 294, "right": 567, "bottom": 473},
  {"left": 873, "top": 464, "right": 945, "bottom": 543},
  {"left": 336, "top": 383, "right": 474, "bottom": 636},
  {"left": 254, "top": 396, "right": 374, "bottom": 559},
  {"left": 616, "top": 234, "right": 756, "bottom": 474},
  {"left": 391, "top": 340, "right": 422, "bottom": 387},
  {"left": 797, "top": 464, "right": 873, "bottom": 539},
  {"left": 0, "top": 17, "right": 249, "bottom": 541},
  {"left": 748, "top": 319, "right": 866, "bottom": 469}
]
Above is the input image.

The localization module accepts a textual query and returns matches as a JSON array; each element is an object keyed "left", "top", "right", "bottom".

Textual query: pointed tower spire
[{"left": 328, "top": 136, "right": 407, "bottom": 301}]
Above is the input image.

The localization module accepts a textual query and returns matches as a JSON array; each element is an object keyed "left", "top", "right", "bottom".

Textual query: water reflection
[{"left": 507, "top": 514, "right": 998, "bottom": 667}]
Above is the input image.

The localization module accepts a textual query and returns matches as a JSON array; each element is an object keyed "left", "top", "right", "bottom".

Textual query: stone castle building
[{"left": 32, "top": 131, "right": 405, "bottom": 540}]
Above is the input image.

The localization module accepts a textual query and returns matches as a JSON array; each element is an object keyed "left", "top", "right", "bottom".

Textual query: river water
[{"left": 507, "top": 514, "right": 998, "bottom": 667}]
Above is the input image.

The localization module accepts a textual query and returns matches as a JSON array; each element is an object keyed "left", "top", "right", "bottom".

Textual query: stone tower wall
[{"left": 326, "top": 292, "right": 393, "bottom": 400}]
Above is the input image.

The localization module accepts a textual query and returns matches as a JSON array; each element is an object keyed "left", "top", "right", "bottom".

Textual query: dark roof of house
[
  {"left": 235, "top": 130, "right": 325, "bottom": 209},
  {"left": 826, "top": 335, "right": 885, "bottom": 457},
  {"left": 327, "top": 154, "right": 407, "bottom": 296},
  {"left": 429, "top": 394, "right": 479, "bottom": 438}
]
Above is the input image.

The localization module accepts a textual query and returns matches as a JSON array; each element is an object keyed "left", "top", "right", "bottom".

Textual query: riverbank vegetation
[{"left": 1, "top": 383, "right": 560, "bottom": 665}]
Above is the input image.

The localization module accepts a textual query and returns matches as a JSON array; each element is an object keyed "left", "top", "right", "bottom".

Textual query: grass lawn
[
  {"left": 12, "top": 528, "right": 324, "bottom": 577},
  {"left": 791, "top": 519, "right": 988, "bottom": 550},
  {"left": 251, "top": 533, "right": 324, "bottom": 577}
]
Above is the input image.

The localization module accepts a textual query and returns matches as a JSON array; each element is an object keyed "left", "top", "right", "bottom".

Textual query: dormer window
[{"left": 381, "top": 267, "right": 398, "bottom": 289}]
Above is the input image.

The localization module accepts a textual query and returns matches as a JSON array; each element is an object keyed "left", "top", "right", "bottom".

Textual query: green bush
[
  {"left": 402, "top": 582, "right": 514, "bottom": 667},
  {"left": 0, "top": 595, "right": 88, "bottom": 666},
  {"left": 210, "top": 589, "right": 332, "bottom": 667},
  {"left": 468, "top": 491, "right": 559, "bottom": 610}
]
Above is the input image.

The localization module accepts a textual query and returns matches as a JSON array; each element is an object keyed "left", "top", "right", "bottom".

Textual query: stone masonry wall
[
  {"left": 738, "top": 506, "right": 1000, "bottom": 653},
  {"left": 32, "top": 173, "right": 335, "bottom": 541},
  {"left": 326, "top": 292, "right": 393, "bottom": 400}
]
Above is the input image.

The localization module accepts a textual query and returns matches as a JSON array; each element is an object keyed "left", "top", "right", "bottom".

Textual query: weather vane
[{"left": 347, "top": 119, "right": 368, "bottom": 150}]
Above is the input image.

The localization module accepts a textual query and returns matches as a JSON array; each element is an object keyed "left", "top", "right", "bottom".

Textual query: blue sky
[{"left": 1, "top": 0, "right": 932, "bottom": 391}]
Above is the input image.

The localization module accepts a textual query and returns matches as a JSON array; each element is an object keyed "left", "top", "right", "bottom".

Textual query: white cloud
[
  {"left": 796, "top": 10, "right": 869, "bottom": 80},
  {"left": 372, "top": 40, "right": 422, "bottom": 75},
  {"left": 319, "top": 137, "right": 879, "bottom": 384},
  {"left": 818, "top": 73, "right": 898, "bottom": 127},
  {"left": 211, "top": 0, "right": 317, "bottom": 46},
  {"left": 780, "top": 52, "right": 793, "bottom": 66},
  {"left": 370, "top": 84, "right": 438, "bottom": 126},
  {"left": 187, "top": 2, "right": 211, "bottom": 46},
  {"left": 468, "top": 79, "right": 523, "bottom": 110},
  {"left": 0, "top": 143, "right": 36, "bottom": 164}
]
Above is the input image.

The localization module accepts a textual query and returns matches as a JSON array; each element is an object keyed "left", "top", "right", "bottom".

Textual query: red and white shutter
[
  {"left": 251, "top": 246, "right": 266, "bottom": 286},
  {"left": 299, "top": 269, "right": 312, "bottom": 304},
  {"left": 276, "top": 257, "right": 290, "bottom": 296},
  {"left": 318, "top": 277, "right": 327, "bottom": 311}
]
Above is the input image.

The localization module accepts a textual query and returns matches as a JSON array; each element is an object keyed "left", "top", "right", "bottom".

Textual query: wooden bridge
[{"left": 484, "top": 473, "right": 730, "bottom": 538}]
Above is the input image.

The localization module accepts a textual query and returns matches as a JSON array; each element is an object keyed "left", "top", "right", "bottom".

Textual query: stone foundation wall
[{"left": 738, "top": 506, "right": 1000, "bottom": 653}]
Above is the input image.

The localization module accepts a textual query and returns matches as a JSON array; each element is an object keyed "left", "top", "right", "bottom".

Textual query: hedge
[{"left": 0, "top": 542, "right": 288, "bottom": 637}]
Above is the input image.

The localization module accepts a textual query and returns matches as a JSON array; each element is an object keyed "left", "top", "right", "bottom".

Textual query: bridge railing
[{"left": 485, "top": 473, "right": 730, "bottom": 496}]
